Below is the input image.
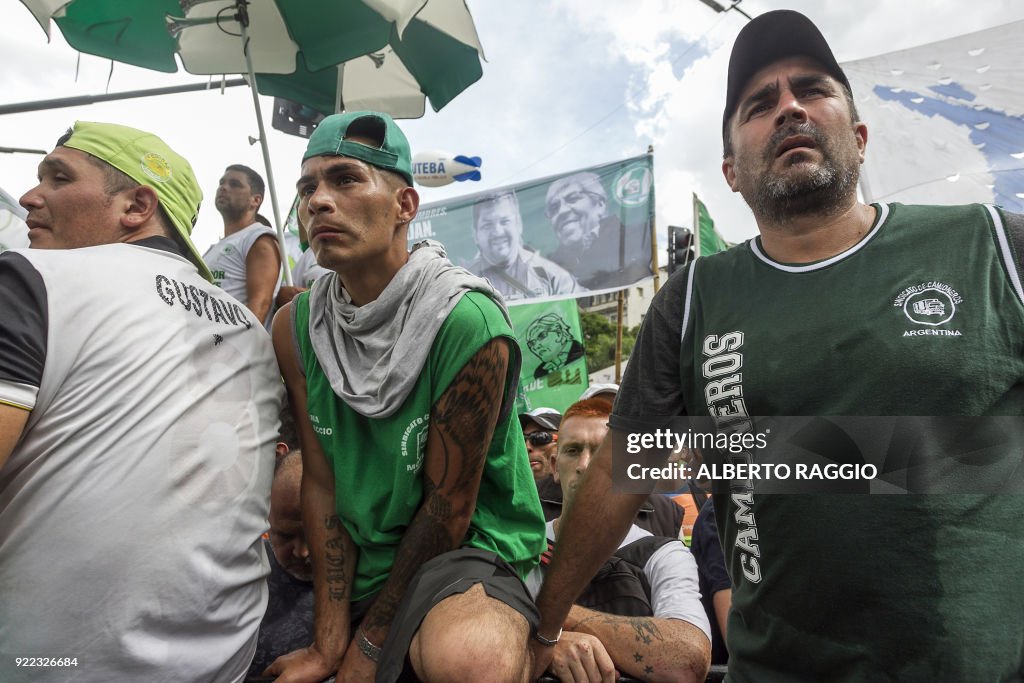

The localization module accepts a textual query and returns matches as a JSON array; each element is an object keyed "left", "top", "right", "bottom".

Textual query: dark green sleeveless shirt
[
  {"left": 615, "top": 203, "right": 1024, "bottom": 681},
  {"left": 294, "top": 291, "right": 545, "bottom": 599}
]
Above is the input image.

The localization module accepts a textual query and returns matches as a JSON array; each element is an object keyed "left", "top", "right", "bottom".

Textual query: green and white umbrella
[
  {"left": 21, "top": 0, "right": 485, "bottom": 116},
  {"left": 18, "top": 0, "right": 486, "bottom": 280}
]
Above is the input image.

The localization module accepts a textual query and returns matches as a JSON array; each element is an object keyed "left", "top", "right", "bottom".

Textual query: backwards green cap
[
  {"left": 62, "top": 121, "right": 211, "bottom": 281},
  {"left": 302, "top": 111, "right": 414, "bottom": 186}
]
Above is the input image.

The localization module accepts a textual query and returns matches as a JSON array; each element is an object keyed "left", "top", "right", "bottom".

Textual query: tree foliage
[{"left": 579, "top": 308, "right": 639, "bottom": 373}]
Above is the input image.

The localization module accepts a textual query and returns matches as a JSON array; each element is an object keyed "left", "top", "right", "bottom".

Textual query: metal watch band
[
  {"left": 532, "top": 627, "right": 563, "bottom": 647},
  {"left": 357, "top": 630, "right": 382, "bottom": 662}
]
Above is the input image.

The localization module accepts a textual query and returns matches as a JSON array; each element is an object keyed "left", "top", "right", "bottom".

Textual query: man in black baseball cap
[
  {"left": 720, "top": 9, "right": 866, "bottom": 227},
  {"left": 532, "top": 10, "right": 1024, "bottom": 683},
  {"left": 519, "top": 407, "right": 561, "bottom": 480},
  {"left": 722, "top": 9, "right": 853, "bottom": 143}
]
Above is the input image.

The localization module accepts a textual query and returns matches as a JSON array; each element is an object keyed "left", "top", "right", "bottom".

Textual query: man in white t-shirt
[
  {"left": 204, "top": 164, "right": 281, "bottom": 327},
  {"left": 525, "top": 397, "right": 711, "bottom": 683},
  {"left": 0, "top": 121, "right": 283, "bottom": 683}
]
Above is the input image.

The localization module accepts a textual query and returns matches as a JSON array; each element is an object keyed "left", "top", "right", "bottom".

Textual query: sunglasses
[{"left": 525, "top": 431, "right": 556, "bottom": 447}]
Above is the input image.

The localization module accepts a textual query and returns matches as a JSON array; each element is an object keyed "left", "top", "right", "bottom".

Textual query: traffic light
[
  {"left": 271, "top": 98, "right": 325, "bottom": 139},
  {"left": 667, "top": 226, "right": 695, "bottom": 276}
]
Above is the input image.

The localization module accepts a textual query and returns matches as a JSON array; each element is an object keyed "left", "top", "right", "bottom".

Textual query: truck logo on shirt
[
  {"left": 401, "top": 413, "right": 430, "bottom": 473},
  {"left": 894, "top": 281, "right": 962, "bottom": 332},
  {"left": 911, "top": 299, "right": 945, "bottom": 317}
]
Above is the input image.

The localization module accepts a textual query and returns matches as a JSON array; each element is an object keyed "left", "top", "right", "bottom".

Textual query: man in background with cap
[
  {"left": 0, "top": 121, "right": 283, "bottom": 682},
  {"left": 579, "top": 382, "right": 618, "bottom": 403},
  {"left": 521, "top": 406, "right": 561, "bottom": 481},
  {"left": 204, "top": 163, "right": 281, "bottom": 328},
  {"left": 532, "top": 9, "right": 1024, "bottom": 682},
  {"left": 269, "top": 110, "right": 544, "bottom": 683}
]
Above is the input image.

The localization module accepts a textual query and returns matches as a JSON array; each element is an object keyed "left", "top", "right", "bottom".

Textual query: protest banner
[
  {"left": 412, "top": 154, "right": 655, "bottom": 303},
  {"left": 510, "top": 300, "right": 588, "bottom": 413}
]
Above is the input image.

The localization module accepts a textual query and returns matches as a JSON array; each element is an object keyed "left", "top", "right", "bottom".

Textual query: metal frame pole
[
  {"left": 648, "top": 145, "right": 661, "bottom": 293},
  {"left": 239, "top": 5, "right": 293, "bottom": 285}
]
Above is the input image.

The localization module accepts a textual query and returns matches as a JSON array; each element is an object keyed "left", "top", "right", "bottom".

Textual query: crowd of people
[{"left": 1, "top": 8, "right": 1023, "bottom": 683}]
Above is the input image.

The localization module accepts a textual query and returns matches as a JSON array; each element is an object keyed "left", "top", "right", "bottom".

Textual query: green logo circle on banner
[{"left": 613, "top": 164, "right": 652, "bottom": 207}]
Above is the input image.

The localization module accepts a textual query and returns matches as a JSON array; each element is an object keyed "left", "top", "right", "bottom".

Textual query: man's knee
[{"left": 411, "top": 584, "right": 531, "bottom": 683}]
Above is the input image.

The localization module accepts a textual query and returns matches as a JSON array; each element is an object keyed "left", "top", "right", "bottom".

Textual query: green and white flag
[
  {"left": 693, "top": 193, "right": 730, "bottom": 257},
  {"left": 509, "top": 300, "right": 588, "bottom": 414}
]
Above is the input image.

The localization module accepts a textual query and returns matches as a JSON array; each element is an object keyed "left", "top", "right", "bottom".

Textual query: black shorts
[{"left": 353, "top": 547, "right": 539, "bottom": 683}]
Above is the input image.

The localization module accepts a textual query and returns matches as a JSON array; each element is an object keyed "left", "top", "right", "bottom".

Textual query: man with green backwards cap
[
  {"left": 0, "top": 122, "right": 283, "bottom": 682},
  {"left": 532, "top": 9, "right": 1024, "bottom": 683},
  {"left": 268, "top": 111, "right": 545, "bottom": 683}
]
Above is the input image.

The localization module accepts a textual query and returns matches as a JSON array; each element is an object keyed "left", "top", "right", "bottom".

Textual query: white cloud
[{"left": 555, "top": 0, "right": 1024, "bottom": 245}]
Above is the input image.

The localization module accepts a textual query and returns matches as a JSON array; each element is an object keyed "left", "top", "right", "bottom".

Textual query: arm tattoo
[
  {"left": 431, "top": 339, "right": 507, "bottom": 496},
  {"left": 361, "top": 479, "right": 452, "bottom": 633},
  {"left": 629, "top": 618, "right": 664, "bottom": 645},
  {"left": 324, "top": 514, "right": 348, "bottom": 602},
  {"left": 360, "top": 341, "right": 508, "bottom": 636}
]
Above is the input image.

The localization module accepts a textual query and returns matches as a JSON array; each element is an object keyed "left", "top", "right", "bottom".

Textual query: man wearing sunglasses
[
  {"left": 520, "top": 407, "right": 561, "bottom": 481},
  {"left": 545, "top": 172, "right": 652, "bottom": 290}
]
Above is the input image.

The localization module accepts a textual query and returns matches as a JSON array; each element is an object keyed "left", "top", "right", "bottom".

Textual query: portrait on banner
[{"left": 409, "top": 154, "right": 656, "bottom": 304}]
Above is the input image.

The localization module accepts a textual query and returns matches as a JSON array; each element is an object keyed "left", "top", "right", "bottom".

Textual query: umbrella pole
[{"left": 239, "top": 15, "right": 293, "bottom": 285}]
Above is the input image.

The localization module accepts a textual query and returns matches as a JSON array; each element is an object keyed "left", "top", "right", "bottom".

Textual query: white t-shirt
[
  {"left": 292, "top": 245, "right": 331, "bottom": 289},
  {"left": 0, "top": 190, "right": 28, "bottom": 252},
  {"left": 203, "top": 222, "right": 280, "bottom": 327},
  {"left": 0, "top": 240, "right": 283, "bottom": 683},
  {"left": 526, "top": 520, "right": 711, "bottom": 641}
]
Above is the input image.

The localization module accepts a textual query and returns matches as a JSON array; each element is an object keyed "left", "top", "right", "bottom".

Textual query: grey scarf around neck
[{"left": 308, "top": 240, "right": 511, "bottom": 418}]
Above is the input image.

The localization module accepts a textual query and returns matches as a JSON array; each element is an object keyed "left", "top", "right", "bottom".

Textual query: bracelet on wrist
[
  {"left": 532, "top": 627, "right": 563, "bottom": 647},
  {"left": 357, "top": 629, "right": 382, "bottom": 662}
]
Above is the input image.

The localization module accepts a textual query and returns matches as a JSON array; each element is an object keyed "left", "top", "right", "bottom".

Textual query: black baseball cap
[
  {"left": 519, "top": 407, "right": 562, "bottom": 432},
  {"left": 723, "top": 10, "right": 852, "bottom": 140}
]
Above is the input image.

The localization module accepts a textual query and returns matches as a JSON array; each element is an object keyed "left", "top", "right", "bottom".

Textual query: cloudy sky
[{"left": 2, "top": 0, "right": 1024, "bottom": 254}]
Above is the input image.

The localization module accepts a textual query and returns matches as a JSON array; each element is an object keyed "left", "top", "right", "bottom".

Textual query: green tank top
[
  {"left": 682, "top": 204, "right": 1024, "bottom": 681},
  {"left": 294, "top": 291, "right": 545, "bottom": 600}
]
